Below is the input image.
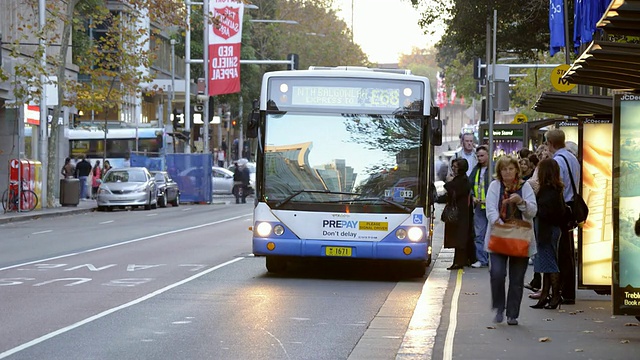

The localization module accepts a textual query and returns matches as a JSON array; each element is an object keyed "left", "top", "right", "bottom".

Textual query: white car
[{"left": 212, "top": 166, "right": 235, "bottom": 194}]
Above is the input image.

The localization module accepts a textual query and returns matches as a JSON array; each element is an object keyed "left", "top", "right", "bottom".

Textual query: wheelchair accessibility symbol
[{"left": 412, "top": 214, "right": 423, "bottom": 224}]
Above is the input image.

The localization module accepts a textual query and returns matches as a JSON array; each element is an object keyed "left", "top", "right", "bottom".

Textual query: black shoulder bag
[
  {"left": 441, "top": 190, "right": 459, "bottom": 223},
  {"left": 558, "top": 154, "right": 589, "bottom": 230}
]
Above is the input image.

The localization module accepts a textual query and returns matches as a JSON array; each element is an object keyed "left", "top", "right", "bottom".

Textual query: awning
[
  {"left": 562, "top": 41, "right": 640, "bottom": 90},
  {"left": 533, "top": 92, "right": 612, "bottom": 118},
  {"left": 596, "top": 0, "right": 640, "bottom": 36}
]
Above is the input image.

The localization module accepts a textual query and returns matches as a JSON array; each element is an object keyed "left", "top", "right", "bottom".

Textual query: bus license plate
[{"left": 325, "top": 246, "right": 352, "bottom": 257}]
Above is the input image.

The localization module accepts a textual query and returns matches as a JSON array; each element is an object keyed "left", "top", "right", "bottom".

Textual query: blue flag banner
[
  {"left": 550, "top": 0, "right": 565, "bottom": 56},
  {"left": 574, "top": 0, "right": 613, "bottom": 48}
]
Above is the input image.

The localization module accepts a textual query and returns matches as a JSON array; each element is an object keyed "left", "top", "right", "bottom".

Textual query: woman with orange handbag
[{"left": 484, "top": 156, "right": 537, "bottom": 325}]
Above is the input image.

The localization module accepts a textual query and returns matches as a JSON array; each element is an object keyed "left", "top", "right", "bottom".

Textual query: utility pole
[
  {"left": 202, "top": 0, "right": 210, "bottom": 154},
  {"left": 38, "top": 0, "right": 48, "bottom": 206}
]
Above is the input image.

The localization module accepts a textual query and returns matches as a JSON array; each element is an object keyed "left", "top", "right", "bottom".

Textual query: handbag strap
[{"left": 557, "top": 154, "right": 578, "bottom": 198}]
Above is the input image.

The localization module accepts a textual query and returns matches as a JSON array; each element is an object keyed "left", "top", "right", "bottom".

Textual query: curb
[{"left": 0, "top": 207, "right": 96, "bottom": 225}]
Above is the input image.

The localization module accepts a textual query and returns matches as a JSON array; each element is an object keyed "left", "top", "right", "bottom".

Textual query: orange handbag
[{"left": 487, "top": 219, "right": 532, "bottom": 257}]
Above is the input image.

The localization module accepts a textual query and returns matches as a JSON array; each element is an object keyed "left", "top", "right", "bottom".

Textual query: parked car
[
  {"left": 96, "top": 167, "right": 158, "bottom": 211},
  {"left": 212, "top": 166, "right": 235, "bottom": 194},
  {"left": 151, "top": 171, "right": 180, "bottom": 207}
]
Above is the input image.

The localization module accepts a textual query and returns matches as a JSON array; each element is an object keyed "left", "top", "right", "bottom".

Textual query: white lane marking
[
  {"left": 0, "top": 213, "right": 252, "bottom": 272},
  {"left": 0, "top": 257, "right": 244, "bottom": 359},
  {"left": 443, "top": 268, "right": 463, "bottom": 360},
  {"left": 99, "top": 220, "right": 114, "bottom": 224},
  {"left": 181, "top": 208, "right": 192, "bottom": 211},
  {"left": 146, "top": 213, "right": 158, "bottom": 217},
  {"left": 31, "top": 230, "right": 53, "bottom": 235}
]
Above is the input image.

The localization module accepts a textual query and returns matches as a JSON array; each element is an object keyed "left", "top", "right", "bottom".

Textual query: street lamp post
[{"left": 170, "top": 38, "right": 177, "bottom": 154}]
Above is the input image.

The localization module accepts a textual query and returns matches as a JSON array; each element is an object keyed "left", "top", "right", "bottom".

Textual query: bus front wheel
[{"left": 266, "top": 256, "right": 287, "bottom": 273}]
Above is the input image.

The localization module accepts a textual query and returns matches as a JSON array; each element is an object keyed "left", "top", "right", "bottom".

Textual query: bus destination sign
[{"left": 291, "top": 86, "right": 401, "bottom": 109}]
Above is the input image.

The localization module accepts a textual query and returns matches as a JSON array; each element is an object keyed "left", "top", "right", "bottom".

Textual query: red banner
[{"left": 209, "top": 1, "right": 244, "bottom": 96}]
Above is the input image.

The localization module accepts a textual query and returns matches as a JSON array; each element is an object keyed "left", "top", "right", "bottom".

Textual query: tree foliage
[{"left": 3, "top": 0, "right": 186, "bottom": 207}]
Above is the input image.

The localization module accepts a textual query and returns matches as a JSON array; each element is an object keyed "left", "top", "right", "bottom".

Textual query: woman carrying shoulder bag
[
  {"left": 438, "top": 158, "right": 475, "bottom": 270},
  {"left": 485, "top": 156, "right": 537, "bottom": 325}
]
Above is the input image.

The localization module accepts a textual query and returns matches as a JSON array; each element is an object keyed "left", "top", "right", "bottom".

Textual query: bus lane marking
[
  {"left": 0, "top": 257, "right": 244, "bottom": 359},
  {"left": 0, "top": 213, "right": 251, "bottom": 272},
  {"left": 31, "top": 230, "right": 52, "bottom": 235}
]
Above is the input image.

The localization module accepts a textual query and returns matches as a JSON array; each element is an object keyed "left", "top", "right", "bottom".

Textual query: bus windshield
[{"left": 264, "top": 112, "right": 423, "bottom": 210}]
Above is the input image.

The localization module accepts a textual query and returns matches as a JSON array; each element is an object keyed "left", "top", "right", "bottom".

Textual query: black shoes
[
  {"left": 447, "top": 264, "right": 464, "bottom": 270},
  {"left": 524, "top": 282, "right": 540, "bottom": 292},
  {"left": 530, "top": 296, "right": 550, "bottom": 309},
  {"left": 544, "top": 296, "right": 563, "bottom": 309}
]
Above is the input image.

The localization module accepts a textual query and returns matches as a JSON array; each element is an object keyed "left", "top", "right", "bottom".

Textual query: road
[{"left": 0, "top": 203, "right": 435, "bottom": 359}]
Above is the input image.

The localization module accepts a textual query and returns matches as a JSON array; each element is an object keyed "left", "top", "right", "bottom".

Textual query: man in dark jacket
[
  {"left": 233, "top": 159, "right": 251, "bottom": 204},
  {"left": 74, "top": 155, "right": 92, "bottom": 200},
  {"left": 469, "top": 145, "right": 491, "bottom": 268}
]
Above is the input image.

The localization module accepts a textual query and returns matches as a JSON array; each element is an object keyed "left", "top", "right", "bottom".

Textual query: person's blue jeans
[
  {"left": 489, "top": 253, "right": 529, "bottom": 320},
  {"left": 474, "top": 206, "right": 489, "bottom": 265},
  {"left": 79, "top": 176, "right": 88, "bottom": 199}
]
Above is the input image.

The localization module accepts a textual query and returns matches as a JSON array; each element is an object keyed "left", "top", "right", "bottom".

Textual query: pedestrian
[
  {"left": 447, "top": 133, "right": 477, "bottom": 180},
  {"left": 74, "top": 155, "right": 92, "bottom": 200},
  {"left": 519, "top": 158, "right": 533, "bottom": 180},
  {"left": 485, "top": 155, "right": 537, "bottom": 325},
  {"left": 91, "top": 160, "right": 101, "bottom": 199},
  {"left": 103, "top": 160, "right": 112, "bottom": 175},
  {"left": 524, "top": 144, "right": 553, "bottom": 293},
  {"left": 233, "top": 159, "right": 250, "bottom": 204},
  {"left": 123, "top": 154, "right": 131, "bottom": 167},
  {"left": 530, "top": 158, "right": 565, "bottom": 309},
  {"left": 61, "top": 157, "right": 75, "bottom": 179},
  {"left": 217, "top": 148, "right": 225, "bottom": 167},
  {"left": 439, "top": 158, "right": 475, "bottom": 270},
  {"left": 547, "top": 129, "right": 581, "bottom": 305},
  {"left": 470, "top": 145, "right": 490, "bottom": 268}
]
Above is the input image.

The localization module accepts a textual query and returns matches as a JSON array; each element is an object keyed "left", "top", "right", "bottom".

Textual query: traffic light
[
  {"left": 172, "top": 107, "right": 183, "bottom": 129},
  {"left": 231, "top": 119, "right": 237, "bottom": 128},
  {"left": 287, "top": 53, "right": 299, "bottom": 70}
]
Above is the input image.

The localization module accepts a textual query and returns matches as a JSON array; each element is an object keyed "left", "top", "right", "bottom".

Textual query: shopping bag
[{"left": 488, "top": 219, "right": 532, "bottom": 257}]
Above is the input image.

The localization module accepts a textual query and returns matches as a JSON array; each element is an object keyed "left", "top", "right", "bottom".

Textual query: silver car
[{"left": 96, "top": 167, "right": 158, "bottom": 211}]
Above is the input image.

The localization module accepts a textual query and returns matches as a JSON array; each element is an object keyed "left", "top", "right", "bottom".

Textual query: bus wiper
[{"left": 274, "top": 189, "right": 360, "bottom": 208}]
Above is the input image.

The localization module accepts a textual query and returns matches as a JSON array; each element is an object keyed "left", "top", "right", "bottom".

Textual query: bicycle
[{"left": 1, "top": 180, "right": 38, "bottom": 213}]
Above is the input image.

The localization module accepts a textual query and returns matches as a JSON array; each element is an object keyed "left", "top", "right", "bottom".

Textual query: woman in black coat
[{"left": 439, "top": 158, "right": 475, "bottom": 270}]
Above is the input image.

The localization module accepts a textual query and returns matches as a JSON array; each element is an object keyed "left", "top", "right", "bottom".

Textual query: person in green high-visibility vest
[{"left": 469, "top": 145, "right": 491, "bottom": 268}]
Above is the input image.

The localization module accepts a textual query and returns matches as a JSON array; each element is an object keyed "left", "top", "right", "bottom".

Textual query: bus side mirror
[
  {"left": 246, "top": 110, "right": 259, "bottom": 139},
  {"left": 431, "top": 118, "right": 443, "bottom": 146}
]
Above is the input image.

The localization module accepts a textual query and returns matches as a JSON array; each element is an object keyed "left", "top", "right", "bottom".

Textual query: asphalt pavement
[{"left": 2, "top": 201, "right": 638, "bottom": 359}]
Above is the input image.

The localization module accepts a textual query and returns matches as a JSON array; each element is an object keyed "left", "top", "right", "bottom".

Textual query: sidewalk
[
  {"left": 0, "top": 199, "right": 97, "bottom": 225},
  {"left": 398, "top": 220, "right": 640, "bottom": 359}
]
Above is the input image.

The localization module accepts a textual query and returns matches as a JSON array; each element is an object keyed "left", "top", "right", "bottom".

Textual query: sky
[{"left": 331, "top": 0, "right": 441, "bottom": 64}]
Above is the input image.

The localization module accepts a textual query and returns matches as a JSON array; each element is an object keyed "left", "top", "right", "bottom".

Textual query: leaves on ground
[
  {"left": 486, "top": 325, "right": 496, "bottom": 329},
  {"left": 575, "top": 349, "right": 584, "bottom": 352},
  {"left": 620, "top": 339, "right": 630, "bottom": 344},
  {"left": 538, "top": 337, "right": 551, "bottom": 342},
  {"left": 544, "top": 318, "right": 554, "bottom": 321},
  {"left": 624, "top": 322, "right": 639, "bottom": 327},
  {"left": 582, "top": 330, "right": 594, "bottom": 333},
  {"left": 464, "top": 292, "right": 478, "bottom": 295}
]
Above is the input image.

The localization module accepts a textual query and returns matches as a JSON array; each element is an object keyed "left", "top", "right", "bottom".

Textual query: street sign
[
  {"left": 512, "top": 113, "right": 528, "bottom": 124},
  {"left": 550, "top": 64, "right": 576, "bottom": 92}
]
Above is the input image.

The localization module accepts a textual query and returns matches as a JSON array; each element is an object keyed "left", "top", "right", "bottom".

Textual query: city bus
[
  {"left": 67, "top": 127, "right": 164, "bottom": 168},
  {"left": 247, "top": 67, "right": 442, "bottom": 276}
]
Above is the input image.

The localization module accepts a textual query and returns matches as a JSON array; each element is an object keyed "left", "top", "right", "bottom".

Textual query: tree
[
  {"left": 412, "top": 0, "right": 552, "bottom": 67},
  {"left": 3, "top": 0, "right": 186, "bottom": 207}
]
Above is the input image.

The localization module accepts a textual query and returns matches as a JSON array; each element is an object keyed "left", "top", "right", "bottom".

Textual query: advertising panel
[
  {"left": 613, "top": 94, "right": 640, "bottom": 315},
  {"left": 479, "top": 124, "right": 526, "bottom": 159},
  {"left": 579, "top": 119, "right": 612, "bottom": 288},
  {"left": 208, "top": 0, "right": 244, "bottom": 96}
]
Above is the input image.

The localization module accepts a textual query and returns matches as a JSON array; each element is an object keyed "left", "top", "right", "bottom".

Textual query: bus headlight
[
  {"left": 395, "top": 228, "right": 407, "bottom": 240},
  {"left": 407, "top": 227, "right": 423, "bottom": 242},
  {"left": 273, "top": 225, "right": 285, "bottom": 236},
  {"left": 256, "top": 222, "right": 272, "bottom": 237}
]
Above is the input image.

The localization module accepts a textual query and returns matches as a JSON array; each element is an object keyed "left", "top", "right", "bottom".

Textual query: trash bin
[{"left": 60, "top": 178, "right": 80, "bottom": 206}]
